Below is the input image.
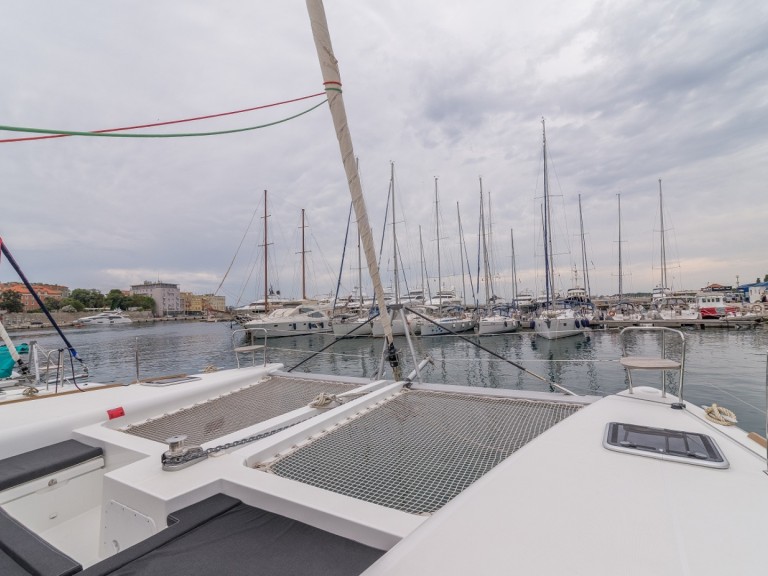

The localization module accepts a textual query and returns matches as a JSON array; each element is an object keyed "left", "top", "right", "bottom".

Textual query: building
[
  {"left": 180, "top": 292, "right": 226, "bottom": 315},
  {"left": 130, "top": 281, "right": 181, "bottom": 317},
  {"left": 0, "top": 282, "right": 69, "bottom": 312}
]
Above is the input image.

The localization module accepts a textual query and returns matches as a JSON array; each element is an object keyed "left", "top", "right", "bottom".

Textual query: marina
[
  {"left": 1, "top": 1, "right": 767, "bottom": 574},
  {"left": 7, "top": 320, "right": 768, "bottom": 436}
]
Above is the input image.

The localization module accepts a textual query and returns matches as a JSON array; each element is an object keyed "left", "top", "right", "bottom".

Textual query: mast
[
  {"left": 658, "top": 178, "right": 668, "bottom": 292},
  {"left": 617, "top": 193, "right": 623, "bottom": 300},
  {"left": 305, "top": 0, "right": 396, "bottom": 355},
  {"left": 541, "top": 118, "right": 554, "bottom": 306},
  {"left": 457, "top": 202, "right": 467, "bottom": 307},
  {"left": 263, "top": 190, "right": 269, "bottom": 312},
  {"left": 390, "top": 162, "right": 400, "bottom": 303},
  {"left": 479, "top": 177, "right": 491, "bottom": 307},
  {"left": 510, "top": 228, "right": 518, "bottom": 304},
  {"left": 419, "top": 225, "right": 426, "bottom": 301},
  {"left": 300, "top": 208, "right": 307, "bottom": 300},
  {"left": 435, "top": 177, "right": 442, "bottom": 307},
  {"left": 578, "top": 194, "right": 591, "bottom": 299}
]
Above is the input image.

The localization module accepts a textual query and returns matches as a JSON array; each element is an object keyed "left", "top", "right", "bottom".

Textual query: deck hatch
[
  {"left": 263, "top": 389, "right": 582, "bottom": 515},
  {"left": 122, "top": 375, "right": 358, "bottom": 445},
  {"left": 603, "top": 422, "right": 729, "bottom": 468}
]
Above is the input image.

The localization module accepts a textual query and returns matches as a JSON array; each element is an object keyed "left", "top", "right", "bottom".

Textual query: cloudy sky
[{"left": 1, "top": 0, "right": 766, "bottom": 306}]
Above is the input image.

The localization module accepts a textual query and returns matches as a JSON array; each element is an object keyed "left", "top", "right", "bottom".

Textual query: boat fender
[
  {"left": 608, "top": 310, "right": 616, "bottom": 318},
  {"left": 544, "top": 319, "right": 551, "bottom": 329},
  {"left": 529, "top": 320, "right": 535, "bottom": 329},
  {"left": 582, "top": 319, "right": 590, "bottom": 328},
  {"left": 503, "top": 321, "right": 508, "bottom": 328}
]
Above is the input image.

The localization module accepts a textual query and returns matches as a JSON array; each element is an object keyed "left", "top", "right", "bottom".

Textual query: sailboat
[
  {"left": 476, "top": 179, "right": 519, "bottom": 336},
  {"left": 649, "top": 179, "right": 698, "bottom": 321},
  {"left": 606, "top": 193, "right": 646, "bottom": 322},
  {"left": 533, "top": 119, "right": 587, "bottom": 340},
  {"left": 371, "top": 162, "right": 421, "bottom": 337},
  {"left": 420, "top": 178, "right": 475, "bottom": 336},
  {"left": 243, "top": 196, "right": 332, "bottom": 336},
  {"left": 1, "top": 3, "right": 765, "bottom": 575}
]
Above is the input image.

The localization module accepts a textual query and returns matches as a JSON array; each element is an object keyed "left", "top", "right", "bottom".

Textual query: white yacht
[
  {"left": 242, "top": 304, "right": 331, "bottom": 337},
  {"left": 74, "top": 310, "right": 132, "bottom": 326}
]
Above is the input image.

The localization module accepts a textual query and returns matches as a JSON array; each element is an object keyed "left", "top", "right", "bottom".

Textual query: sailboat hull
[{"left": 534, "top": 313, "right": 585, "bottom": 340}]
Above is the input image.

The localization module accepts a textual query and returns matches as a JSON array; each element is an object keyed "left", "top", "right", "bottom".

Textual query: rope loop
[
  {"left": 309, "top": 392, "right": 341, "bottom": 408},
  {"left": 704, "top": 403, "right": 737, "bottom": 426}
]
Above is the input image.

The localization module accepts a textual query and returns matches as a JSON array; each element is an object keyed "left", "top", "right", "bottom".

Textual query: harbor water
[{"left": 13, "top": 321, "right": 768, "bottom": 435}]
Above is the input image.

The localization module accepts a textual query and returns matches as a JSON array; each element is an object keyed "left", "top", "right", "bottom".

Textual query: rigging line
[
  {"left": 213, "top": 202, "right": 261, "bottom": 297},
  {"left": 0, "top": 92, "right": 326, "bottom": 143},
  {"left": 0, "top": 99, "right": 328, "bottom": 141},
  {"left": 286, "top": 312, "right": 381, "bottom": 372},
  {"left": 404, "top": 306, "right": 576, "bottom": 395}
]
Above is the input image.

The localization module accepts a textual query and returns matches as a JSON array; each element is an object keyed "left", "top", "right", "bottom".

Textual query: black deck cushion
[
  {"left": 81, "top": 493, "right": 385, "bottom": 576},
  {"left": 0, "top": 440, "right": 104, "bottom": 492},
  {"left": 0, "top": 507, "right": 82, "bottom": 576}
]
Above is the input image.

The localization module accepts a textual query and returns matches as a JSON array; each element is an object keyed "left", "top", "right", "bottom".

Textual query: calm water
[{"left": 15, "top": 320, "right": 768, "bottom": 435}]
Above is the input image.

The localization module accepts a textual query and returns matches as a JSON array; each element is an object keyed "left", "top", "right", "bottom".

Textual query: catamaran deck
[{"left": 1, "top": 361, "right": 766, "bottom": 575}]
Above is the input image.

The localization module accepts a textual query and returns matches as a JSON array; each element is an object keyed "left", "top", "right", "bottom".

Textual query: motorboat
[
  {"left": 695, "top": 292, "right": 739, "bottom": 319},
  {"left": 242, "top": 304, "right": 331, "bottom": 337},
  {"left": 74, "top": 310, "right": 132, "bottom": 326}
]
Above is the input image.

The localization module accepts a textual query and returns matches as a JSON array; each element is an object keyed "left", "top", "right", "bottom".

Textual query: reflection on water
[{"left": 14, "top": 321, "right": 768, "bottom": 434}]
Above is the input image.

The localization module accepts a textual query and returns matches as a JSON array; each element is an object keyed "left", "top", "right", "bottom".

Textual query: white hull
[
  {"left": 75, "top": 312, "right": 132, "bottom": 326},
  {"left": 534, "top": 312, "right": 585, "bottom": 340},
  {"left": 420, "top": 316, "right": 476, "bottom": 336},
  {"left": 371, "top": 315, "right": 420, "bottom": 337},
  {"left": 332, "top": 318, "right": 373, "bottom": 338},
  {"left": 476, "top": 316, "right": 520, "bottom": 336}
]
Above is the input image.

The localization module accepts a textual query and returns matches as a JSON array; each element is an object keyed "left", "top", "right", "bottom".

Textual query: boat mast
[
  {"left": 510, "top": 228, "right": 518, "bottom": 304},
  {"left": 435, "top": 177, "right": 442, "bottom": 307},
  {"left": 305, "top": 0, "right": 397, "bottom": 369},
  {"left": 578, "top": 194, "right": 591, "bottom": 299},
  {"left": 541, "top": 118, "right": 554, "bottom": 306},
  {"left": 658, "top": 178, "right": 668, "bottom": 292},
  {"left": 419, "top": 225, "right": 426, "bottom": 301},
  {"left": 457, "top": 201, "right": 467, "bottom": 307},
  {"left": 263, "top": 190, "right": 269, "bottom": 312},
  {"left": 300, "top": 208, "right": 308, "bottom": 300},
  {"left": 479, "top": 177, "right": 491, "bottom": 307},
  {"left": 617, "top": 193, "right": 623, "bottom": 300},
  {"left": 390, "top": 162, "right": 400, "bottom": 304}
]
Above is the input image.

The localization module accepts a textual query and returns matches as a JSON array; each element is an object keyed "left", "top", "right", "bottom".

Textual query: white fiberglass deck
[{"left": 362, "top": 386, "right": 768, "bottom": 575}]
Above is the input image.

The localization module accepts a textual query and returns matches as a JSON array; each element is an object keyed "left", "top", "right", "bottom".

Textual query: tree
[
  {"left": 105, "top": 289, "right": 128, "bottom": 310},
  {"left": 0, "top": 290, "right": 24, "bottom": 313},
  {"left": 127, "top": 294, "right": 155, "bottom": 312},
  {"left": 44, "top": 297, "right": 62, "bottom": 311},
  {"left": 58, "top": 298, "right": 85, "bottom": 312},
  {"left": 70, "top": 288, "right": 105, "bottom": 309}
]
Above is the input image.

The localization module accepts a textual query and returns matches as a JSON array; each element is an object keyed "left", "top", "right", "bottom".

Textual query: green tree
[
  {"left": 58, "top": 297, "right": 85, "bottom": 312},
  {"left": 105, "top": 289, "right": 127, "bottom": 310},
  {"left": 0, "top": 290, "right": 24, "bottom": 313},
  {"left": 43, "top": 297, "right": 62, "bottom": 311},
  {"left": 127, "top": 294, "right": 155, "bottom": 312},
  {"left": 70, "top": 288, "right": 105, "bottom": 309}
]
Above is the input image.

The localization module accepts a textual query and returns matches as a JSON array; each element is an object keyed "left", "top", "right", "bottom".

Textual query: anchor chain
[{"left": 161, "top": 421, "right": 304, "bottom": 471}]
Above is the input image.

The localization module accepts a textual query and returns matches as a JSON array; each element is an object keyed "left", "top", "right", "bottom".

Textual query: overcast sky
[{"left": 1, "top": 0, "right": 766, "bottom": 306}]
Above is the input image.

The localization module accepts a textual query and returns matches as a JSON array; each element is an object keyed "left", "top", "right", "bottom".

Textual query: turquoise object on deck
[{"left": 0, "top": 343, "right": 29, "bottom": 378}]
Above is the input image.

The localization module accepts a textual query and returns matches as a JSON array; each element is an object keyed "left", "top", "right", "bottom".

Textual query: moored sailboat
[{"left": 533, "top": 119, "right": 587, "bottom": 340}]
